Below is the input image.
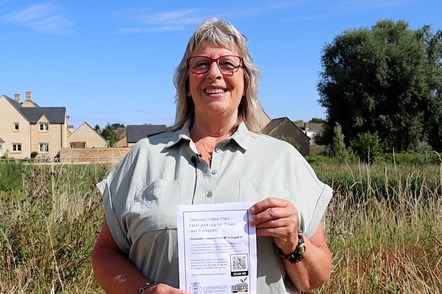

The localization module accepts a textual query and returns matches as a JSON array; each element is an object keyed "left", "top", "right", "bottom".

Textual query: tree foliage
[
  {"left": 350, "top": 131, "right": 382, "bottom": 163},
  {"left": 318, "top": 19, "right": 442, "bottom": 152},
  {"left": 101, "top": 123, "right": 125, "bottom": 147}
]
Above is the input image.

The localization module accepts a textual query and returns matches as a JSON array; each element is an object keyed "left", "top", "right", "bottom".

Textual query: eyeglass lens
[{"left": 188, "top": 56, "right": 241, "bottom": 74}]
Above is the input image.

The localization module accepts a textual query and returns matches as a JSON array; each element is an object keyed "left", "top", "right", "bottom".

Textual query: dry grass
[
  {"left": 0, "top": 161, "right": 441, "bottom": 293},
  {"left": 317, "top": 162, "right": 442, "bottom": 293}
]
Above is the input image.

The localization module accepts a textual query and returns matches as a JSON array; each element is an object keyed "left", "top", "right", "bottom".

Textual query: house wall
[
  {"left": 30, "top": 116, "right": 64, "bottom": 159},
  {"left": 270, "top": 119, "right": 310, "bottom": 156},
  {"left": 0, "top": 97, "right": 31, "bottom": 158},
  {"left": 67, "top": 123, "right": 107, "bottom": 148},
  {"left": 59, "top": 147, "right": 130, "bottom": 163},
  {"left": 114, "top": 137, "right": 127, "bottom": 148}
]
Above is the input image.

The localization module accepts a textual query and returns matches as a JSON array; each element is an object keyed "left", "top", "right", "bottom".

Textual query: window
[
  {"left": 14, "top": 122, "right": 19, "bottom": 131},
  {"left": 39, "top": 143, "right": 49, "bottom": 153},
  {"left": 39, "top": 123, "right": 49, "bottom": 131},
  {"left": 12, "top": 143, "right": 22, "bottom": 152}
]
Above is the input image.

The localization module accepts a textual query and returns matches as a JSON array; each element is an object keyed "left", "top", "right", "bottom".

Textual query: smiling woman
[{"left": 92, "top": 17, "right": 333, "bottom": 294}]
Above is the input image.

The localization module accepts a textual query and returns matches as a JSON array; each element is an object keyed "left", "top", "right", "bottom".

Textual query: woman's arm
[
  {"left": 92, "top": 219, "right": 190, "bottom": 294},
  {"left": 249, "top": 197, "right": 332, "bottom": 291}
]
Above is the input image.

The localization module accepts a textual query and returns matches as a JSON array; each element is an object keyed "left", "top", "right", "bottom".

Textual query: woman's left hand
[{"left": 248, "top": 197, "right": 299, "bottom": 254}]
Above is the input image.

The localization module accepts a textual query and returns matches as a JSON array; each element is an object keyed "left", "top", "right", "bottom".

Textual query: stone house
[
  {"left": 261, "top": 117, "right": 310, "bottom": 156},
  {"left": 0, "top": 91, "right": 109, "bottom": 161},
  {"left": 0, "top": 91, "right": 68, "bottom": 160},
  {"left": 67, "top": 122, "right": 107, "bottom": 148}
]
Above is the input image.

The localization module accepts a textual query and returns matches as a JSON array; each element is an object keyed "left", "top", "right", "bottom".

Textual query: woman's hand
[
  {"left": 249, "top": 197, "right": 333, "bottom": 291},
  {"left": 146, "top": 283, "right": 193, "bottom": 294},
  {"left": 248, "top": 197, "right": 299, "bottom": 254}
]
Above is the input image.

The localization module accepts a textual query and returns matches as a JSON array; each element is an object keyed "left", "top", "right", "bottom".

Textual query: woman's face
[{"left": 188, "top": 41, "right": 245, "bottom": 121}]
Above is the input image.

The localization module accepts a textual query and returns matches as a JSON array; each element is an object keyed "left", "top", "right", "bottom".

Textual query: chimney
[
  {"left": 14, "top": 94, "right": 20, "bottom": 102},
  {"left": 25, "top": 91, "right": 31, "bottom": 101}
]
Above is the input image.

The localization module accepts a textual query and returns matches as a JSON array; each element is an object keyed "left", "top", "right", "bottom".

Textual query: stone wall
[{"left": 59, "top": 148, "right": 130, "bottom": 163}]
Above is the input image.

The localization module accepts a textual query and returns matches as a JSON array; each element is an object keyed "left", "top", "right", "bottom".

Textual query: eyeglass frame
[{"left": 187, "top": 55, "right": 243, "bottom": 75}]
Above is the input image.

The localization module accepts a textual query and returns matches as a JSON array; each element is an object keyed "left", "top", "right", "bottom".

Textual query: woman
[{"left": 92, "top": 17, "right": 333, "bottom": 293}]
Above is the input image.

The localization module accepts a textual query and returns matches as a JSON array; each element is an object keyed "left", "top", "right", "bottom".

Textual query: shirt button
[
  {"left": 207, "top": 191, "right": 213, "bottom": 197},
  {"left": 211, "top": 170, "right": 217, "bottom": 175},
  {"left": 215, "top": 147, "right": 221, "bottom": 153}
]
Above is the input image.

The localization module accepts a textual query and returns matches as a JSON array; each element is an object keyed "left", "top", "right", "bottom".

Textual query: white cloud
[
  {"left": 2, "top": 2, "right": 74, "bottom": 34},
  {"left": 116, "top": 7, "right": 203, "bottom": 33}
]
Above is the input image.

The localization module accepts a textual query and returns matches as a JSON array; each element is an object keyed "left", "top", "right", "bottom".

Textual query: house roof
[
  {"left": 0, "top": 137, "right": 5, "bottom": 143},
  {"left": 19, "top": 107, "right": 66, "bottom": 124},
  {"left": 305, "top": 123, "right": 324, "bottom": 132},
  {"left": 127, "top": 124, "right": 167, "bottom": 143},
  {"left": 261, "top": 117, "right": 286, "bottom": 134},
  {"left": 262, "top": 117, "right": 309, "bottom": 139},
  {"left": 3, "top": 95, "right": 65, "bottom": 124}
]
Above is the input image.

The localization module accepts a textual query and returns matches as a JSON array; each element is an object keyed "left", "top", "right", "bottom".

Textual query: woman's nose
[{"left": 206, "top": 61, "right": 222, "bottom": 79}]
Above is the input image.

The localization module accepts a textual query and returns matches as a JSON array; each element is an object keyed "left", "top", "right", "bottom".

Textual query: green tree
[
  {"left": 101, "top": 123, "right": 125, "bottom": 147},
  {"left": 309, "top": 117, "right": 325, "bottom": 124},
  {"left": 331, "top": 123, "right": 346, "bottom": 158},
  {"left": 350, "top": 132, "right": 382, "bottom": 163},
  {"left": 318, "top": 19, "right": 442, "bottom": 152}
]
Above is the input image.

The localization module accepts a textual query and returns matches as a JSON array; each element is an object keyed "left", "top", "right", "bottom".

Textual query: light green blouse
[{"left": 97, "top": 120, "right": 332, "bottom": 293}]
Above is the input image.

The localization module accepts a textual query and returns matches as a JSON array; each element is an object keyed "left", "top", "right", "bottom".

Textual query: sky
[{"left": 1, "top": 0, "right": 441, "bottom": 129}]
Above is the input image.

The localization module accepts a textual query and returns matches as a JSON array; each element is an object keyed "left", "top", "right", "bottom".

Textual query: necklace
[{"left": 200, "top": 138, "right": 213, "bottom": 160}]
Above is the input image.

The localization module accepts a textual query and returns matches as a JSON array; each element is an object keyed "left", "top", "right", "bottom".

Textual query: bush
[
  {"left": 415, "top": 141, "right": 434, "bottom": 165},
  {"left": 350, "top": 132, "right": 382, "bottom": 163}
]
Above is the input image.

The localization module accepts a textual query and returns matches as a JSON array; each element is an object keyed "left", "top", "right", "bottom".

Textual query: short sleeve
[{"left": 97, "top": 176, "right": 131, "bottom": 253}]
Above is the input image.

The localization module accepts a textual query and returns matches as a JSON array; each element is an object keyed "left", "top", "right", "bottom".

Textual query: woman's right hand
[{"left": 147, "top": 283, "right": 193, "bottom": 294}]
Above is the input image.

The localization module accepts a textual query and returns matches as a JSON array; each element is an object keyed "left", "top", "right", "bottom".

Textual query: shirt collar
[{"left": 164, "top": 119, "right": 253, "bottom": 152}]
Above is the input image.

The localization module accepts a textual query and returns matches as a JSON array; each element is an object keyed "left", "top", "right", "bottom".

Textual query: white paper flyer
[{"left": 177, "top": 202, "right": 257, "bottom": 294}]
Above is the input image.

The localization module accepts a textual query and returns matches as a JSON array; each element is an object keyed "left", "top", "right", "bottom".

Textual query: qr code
[{"left": 231, "top": 254, "right": 248, "bottom": 272}]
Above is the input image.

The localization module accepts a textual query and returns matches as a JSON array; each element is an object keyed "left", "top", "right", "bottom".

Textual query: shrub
[
  {"left": 350, "top": 131, "right": 382, "bottom": 163},
  {"left": 415, "top": 141, "right": 433, "bottom": 165}
]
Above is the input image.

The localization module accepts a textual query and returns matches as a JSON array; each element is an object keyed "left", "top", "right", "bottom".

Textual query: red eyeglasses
[{"left": 187, "top": 55, "right": 243, "bottom": 74}]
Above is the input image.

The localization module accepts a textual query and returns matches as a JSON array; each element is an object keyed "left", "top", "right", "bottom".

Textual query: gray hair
[{"left": 173, "top": 17, "right": 265, "bottom": 132}]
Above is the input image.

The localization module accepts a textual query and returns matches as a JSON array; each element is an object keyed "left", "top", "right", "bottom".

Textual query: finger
[
  {"left": 255, "top": 213, "right": 296, "bottom": 229},
  {"left": 256, "top": 224, "right": 296, "bottom": 238},
  {"left": 250, "top": 206, "right": 297, "bottom": 226},
  {"left": 249, "top": 197, "right": 292, "bottom": 215}
]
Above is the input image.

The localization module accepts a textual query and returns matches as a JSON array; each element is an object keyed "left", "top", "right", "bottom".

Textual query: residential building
[
  {"left": 114, "top": 124, "right": 168, "bottom": 147},
  {"left": 0, "top": 91, "right": 68, "bottom": 160},
  {"left": 262, "top": 117, "right": 310, "bottom": 156},
  {"left": 67, "top": 122, "right": 107, "bottom": 148},
  {"left": 302, "top": 122, "right": 324, "bottom": 145}
]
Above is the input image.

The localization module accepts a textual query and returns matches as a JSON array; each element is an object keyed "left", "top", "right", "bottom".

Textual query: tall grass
[
  {"left": 0, "top": 161, "right": 441, "bottom": 293},
  {"left": 0, "top": 162, "right": 109, "bottom": 293},
  {"left": 317, "top": 162, "right": 442, "bottom": 293}
]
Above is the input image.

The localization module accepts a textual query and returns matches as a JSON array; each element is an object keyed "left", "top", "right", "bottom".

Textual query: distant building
[
  {"left": 114, "top": 124, "right": 169, "bottom": 147},
  {"left": 0, "top": 91, "right": 68, "bottom": 160},
  {"left": 67, "top": 122, "right": 107, "bottom": 148},
  {"left": 1, "top": 91, "right": 111, "bottom": 161},
  {"left": 296, "top": 122, "right": 324, "bottom": 145},
  {"left": 262, "top": 117, "right": 310, "bottom": 156}
]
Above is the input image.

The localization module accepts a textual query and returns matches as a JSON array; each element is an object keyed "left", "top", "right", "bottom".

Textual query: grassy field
[{"left": 0, "top": 161, "right": 441, "bottom": 293}]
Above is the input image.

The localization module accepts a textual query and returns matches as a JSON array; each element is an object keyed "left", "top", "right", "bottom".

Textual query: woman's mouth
[{"left": 204, "top": 88, "right": 226, "bottom": 94}]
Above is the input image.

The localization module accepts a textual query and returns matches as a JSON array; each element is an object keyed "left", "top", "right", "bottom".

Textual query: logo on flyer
[
  {"left": 231, "top": 277, "right": 249, "bottom": 293},
  {"left": 189, "top": 281, "right": 202, "bottom": 294}
]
